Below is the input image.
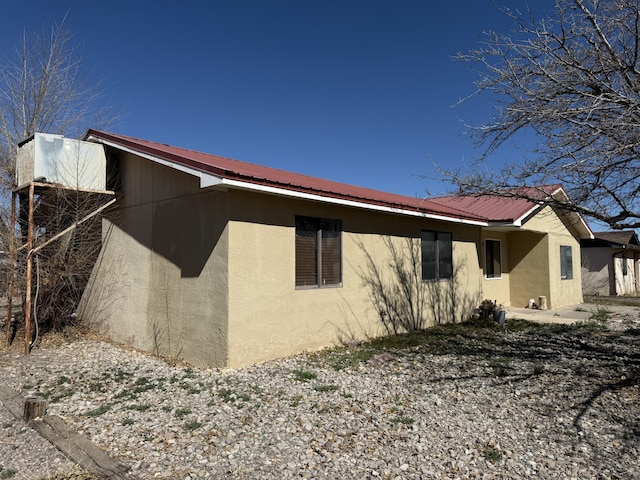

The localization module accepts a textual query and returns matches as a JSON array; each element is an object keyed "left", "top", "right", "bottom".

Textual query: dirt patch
[{"left": 585, "top": 295, "right": 640, "bottom": 307}]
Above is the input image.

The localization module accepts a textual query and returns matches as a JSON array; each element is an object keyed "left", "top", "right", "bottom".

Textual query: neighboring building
[
  {"left": 78, "top": 130, "right": 593, "bottom": 368},
  {"left": 581, "top": 231, "right": 640, "bottom": 296}
]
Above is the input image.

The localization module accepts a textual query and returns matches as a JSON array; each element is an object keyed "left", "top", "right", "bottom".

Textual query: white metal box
[{"left": 16, "top": 133, "right": 107, "bottom": 190}]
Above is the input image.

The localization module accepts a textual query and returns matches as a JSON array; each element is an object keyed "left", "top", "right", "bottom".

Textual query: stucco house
[
  {"left": 581, "top": 231, "right": 640, "bottom": 296},
  {"left": 79, "top": 130, "right": 593, "bottom": 368}
]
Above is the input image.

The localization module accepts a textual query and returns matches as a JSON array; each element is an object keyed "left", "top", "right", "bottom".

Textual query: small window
[
  {"left": 622, "top": 254, "right": 628, "bottom": 276},
  {"left": 485, "top": 239, "right": 502, "bottom": 279},
  {"left": 295, "top": 216, "right": 342, "bottom": 287},
  {"left": 421, "top": 230, "right": 452, "bottom": 281},
  {"left": 560, "top": 245, "right": 573, "bottom": 280}
]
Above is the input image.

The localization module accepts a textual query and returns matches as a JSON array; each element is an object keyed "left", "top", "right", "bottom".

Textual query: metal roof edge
[
  {"left": 87, "top": 135, "right": 223, "bottom": 188},
  {"left": 219, "top": 178, "right": 489, "bottom": 226},
  {"left": 87, "top": 133, "right": 488, "bottom": 226},
  {"left": 513, "top": 203, "right": 541, "bottom": 227},
  {"left": 546, "top": 187, "right": 594, "bottom": 239},
  {"left": 513, "top": 187, "right": 594, "bottom": 239}
]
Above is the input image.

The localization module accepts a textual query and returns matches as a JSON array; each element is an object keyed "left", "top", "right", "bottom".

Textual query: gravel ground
[{"left": 0, "top": 310, "right": 639, "bottom": 480}]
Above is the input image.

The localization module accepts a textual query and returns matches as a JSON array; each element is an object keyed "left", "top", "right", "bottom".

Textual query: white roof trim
[
  {"left": 88, "top": 135, "right": 488, "bottom": 227},
  {"left": 512, "top": 203, "right": 542, "bottom": 227},
  {"left": 492, "top": 186, "right": 593, "bottom": 239},
  {"left": 87, "top": 136, "right": 222, "bottom": 189},
  {"left": 219, "top": 178, "right": 488, "bottom": 225}
]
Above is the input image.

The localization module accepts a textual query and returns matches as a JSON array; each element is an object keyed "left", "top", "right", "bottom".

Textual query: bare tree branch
[
  {"left": 0, "top": 19, "right": 118, "bottom": 339},
  {"left": 0, "top": 17, "right": 117, "bottom": 195},
  {"left": 445, "top": 0, "right": 640, "bottom": 229}
]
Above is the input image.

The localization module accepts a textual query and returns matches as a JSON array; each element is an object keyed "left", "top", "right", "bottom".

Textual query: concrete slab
[{"left": 505, "top": 303, "right": 640, "bottom": 325}]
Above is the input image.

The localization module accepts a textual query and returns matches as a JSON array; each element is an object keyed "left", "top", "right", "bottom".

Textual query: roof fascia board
[
  {"left": 550, "top": 187, "right": 594, "bottom": 239},
  {"left": 219, "top": 178, "right": 488, "bottom": 226},
  {"left": 575, "top": 216, "right": 595, "bottom": 239},
  {"left": 487, "top": 221, "right": 519, "bottom": 228},
  {"left": 513, "top": 203, "right": 541, "bottom": 227},
  {"left": 88, "top": 136, "right": 222, "bottom": 188},
  {"left": 512, "top": 191, "right": 594, "bottom": 239},
  {"left": 511, "top": 186, "right": 568, "bottom": 226}
]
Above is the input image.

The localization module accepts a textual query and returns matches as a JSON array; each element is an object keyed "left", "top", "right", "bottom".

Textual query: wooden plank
[
  {"left": 33, "top": 416, "right": 137, "bottom": 479},
  {"left": 0, "top": 386, "right": 139, "bottom": 479},
  {"left": 0, "top": 385, "right": 24, "bottom": 418}
]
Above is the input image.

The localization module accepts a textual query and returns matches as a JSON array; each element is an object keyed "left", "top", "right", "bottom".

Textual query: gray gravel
[{"left": 1, "top": 312, "right": 639, "bottom": 480}]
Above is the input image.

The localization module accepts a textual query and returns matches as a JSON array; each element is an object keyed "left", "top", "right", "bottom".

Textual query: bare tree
[
  {"left": 26, "top": 187, "right": 115, "bottom": 333},
  {"left": 0, "top": 16, "right": 114, "bottom": 201},
  {"left": 1, "top": 19, "right": 117, "bottom": 343},
  {"left": 446, "top": 0, "right": 640, "bottom": 230}
]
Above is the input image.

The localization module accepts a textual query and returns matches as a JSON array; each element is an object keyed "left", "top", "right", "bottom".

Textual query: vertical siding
[{"left": 119, "top": 152, "right": 200, "bottom": 208}]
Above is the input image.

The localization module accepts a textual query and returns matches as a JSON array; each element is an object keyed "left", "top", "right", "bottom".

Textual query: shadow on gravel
[{"left": 313, "top": 318, "right": 640, "bottom": 476}]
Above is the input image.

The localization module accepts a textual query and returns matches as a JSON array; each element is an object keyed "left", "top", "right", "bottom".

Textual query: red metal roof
[
  {"left": 430, "top": 185, "right": 564, "bottom": 223},
  {"left": 85, "top": 130, "right": 486, "bottom": 223}
]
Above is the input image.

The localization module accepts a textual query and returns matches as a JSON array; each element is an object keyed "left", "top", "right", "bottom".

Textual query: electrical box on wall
[{"left": 16, "top": 133, "right": 107, "bottom": 190}]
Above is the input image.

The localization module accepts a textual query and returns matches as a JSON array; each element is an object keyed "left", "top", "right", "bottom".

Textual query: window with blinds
[
  {"left": 295, "top": 216, "right": 342, "bottom": 287},
  {"left": 421, "top": 230, "right": 453, "bottom": 281}
]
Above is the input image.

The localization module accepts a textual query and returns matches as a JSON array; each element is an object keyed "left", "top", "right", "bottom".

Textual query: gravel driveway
[{"left": 1, "top": 310, "right": 639, "bottom": 479}]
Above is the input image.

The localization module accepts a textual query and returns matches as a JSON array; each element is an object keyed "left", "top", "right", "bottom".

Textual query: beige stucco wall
[
  {"left": 82, "top": 149, "right": 587, "bottom": 369},
  {"left": 81, "top": 152, "right": 230, "bottom": 367},
  {"left": 82, "top": 150, "right": 485, "bottom": 368},
  {"left": 507, "top": 230, "right": 550, "bottom": 308},
  {"left": 225, "top": 190, "right": 483, "bottom": 368},
  {"left": 511, "top": 206, "right": 583, "bottom": 309}
]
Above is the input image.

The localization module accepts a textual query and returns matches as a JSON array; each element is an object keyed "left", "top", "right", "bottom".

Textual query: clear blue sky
[{"left": 2, "top": 0, "right": 557, "bottom": 198}]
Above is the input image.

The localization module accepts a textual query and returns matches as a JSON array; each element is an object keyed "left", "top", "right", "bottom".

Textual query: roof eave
[
  {"left": 512, "top": 189, "right": 594, "bottom": 239},
  {"left": 87, "top": 134, "right": 223, "bottom": 189},
  {"left": 87, "top": 133, "right": 488, "bottom": 227},
  {"left": 549, "top": 187, "right": 594, "bottom": 239},
  {"left": 218, "top": 177, "right": 488, "bottom": 225}
]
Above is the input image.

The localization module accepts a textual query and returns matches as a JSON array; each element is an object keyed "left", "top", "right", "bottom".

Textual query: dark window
[
  {"left": 295, "top": 216, "right": 342, "bottom": 287},
  {"left": 622, "top": 254, "right": 628, "bottom": 276},
  {"left": 421, "top": 230, "right": 452, "bottom": 281},
  {"left": 485, "top": 239, "right": 502, "bottom": 278},
  {"left": 560, "top": 245, "right": 573, "bottom": 280}
]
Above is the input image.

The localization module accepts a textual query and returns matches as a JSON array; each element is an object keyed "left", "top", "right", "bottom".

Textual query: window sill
[{"left": 295, "top": 284, "right": 343, "bottom": 290}]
